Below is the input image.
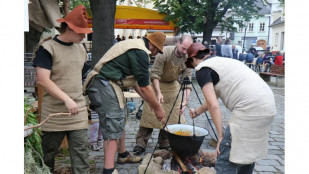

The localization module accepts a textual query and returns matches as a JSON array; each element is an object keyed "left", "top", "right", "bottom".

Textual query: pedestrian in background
[
  {"left": 221, "top": 38, "right": 233, "bottom": 58},
  {"left": 232, "top": 45, "right": 238, "bottom": 60},
  {"left": 186, "top": 42, "right": 275, "bottom": 174},
  {"left": 32, "top": 5, "right": 92, "bottom": 173},
  {"left": 274, "top": 51, "right": 284, "bottom": 65},
  {"left": 256, "top": 53, "right": 264, "bottom": 72},
  {"left": 245, "top": 52, "right": 254, "bottom": 69},
  {"left": 215, "top": 37, "right": 222, "bottom": 57},
  {"left": 263, "top": 51, "right": 274, "bottom": 72},
  {"left": 248, "top": 44, "right": 257, "bottom": 57},
  {"left": 89, "top": 108, "right": 103, "bottom": 151}
]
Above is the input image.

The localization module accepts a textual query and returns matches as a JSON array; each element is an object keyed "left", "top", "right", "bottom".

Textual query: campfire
[{"left": 138, "top": 149, "right": 216, "bottom": 174}]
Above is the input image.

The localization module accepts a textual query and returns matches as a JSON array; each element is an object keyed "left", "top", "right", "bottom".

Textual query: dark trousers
[
  {"left": 41, "top": 129, "right": 89, "bottom": 174},
  {"left": 215, "top": 126, "right": 255, "bottom": 174},
  {"left": 135, "top": 127, "right": 169, "bottom": 149}
]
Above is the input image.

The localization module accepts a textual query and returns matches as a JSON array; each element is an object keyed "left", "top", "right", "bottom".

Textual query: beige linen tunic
[
  {"left": 40, "top": 39, "right": 88, "bottom": 131},
  {"left": 195, "top": 57, "right": 276, "bottom": 164},
  {"left": 139, "top": 46, "right": 192, "bottom": 129},
  {"left": 83, "top": 39, "right": 151, "bottom": 109}
]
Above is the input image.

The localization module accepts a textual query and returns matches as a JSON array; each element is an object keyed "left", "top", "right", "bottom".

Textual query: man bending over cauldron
[
  {"left": 133, "top": 35, "right": 193, "bottom": 155},
  {"left": 186, "top": 42, "right": 275, "bottom": 174}
]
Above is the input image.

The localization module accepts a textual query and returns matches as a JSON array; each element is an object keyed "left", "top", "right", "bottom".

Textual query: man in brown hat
[
  {"left": 32, "top": 5, "right": 92, "bottom": 174},
  {"left": 83, "top": 31, "right": 166, "bottom": 174},
  {"left": 133, "top": 35, "right": 193, "bottom": 155}
]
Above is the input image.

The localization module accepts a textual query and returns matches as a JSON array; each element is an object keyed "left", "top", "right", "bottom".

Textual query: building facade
[
  {"left": 269, "top": 1, "right": 285, "bottom": 52},
  {"left": 233, "top": 0, "right": 271, "bottom": 51}
]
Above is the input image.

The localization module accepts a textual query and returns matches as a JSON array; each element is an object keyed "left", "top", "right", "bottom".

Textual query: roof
[
  {"left": 270, "top": 17, "right": 284, "bottom": 27},
  {"left": 254, "top": 0, "right": 271, "bottom": 15}
]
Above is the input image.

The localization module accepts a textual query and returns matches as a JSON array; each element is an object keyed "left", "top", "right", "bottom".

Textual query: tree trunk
[
  {"left": 202, "top": 23, "right": 214, "bottom": 48},
  {"left": 62, "top": 0, "right": 70, "bottom": 15},
  {"left": 89, "top": 0, "right": 116, "bottom": 66},
  {"left": 25, "top": 25, "right": 43, "bottom": 53}
]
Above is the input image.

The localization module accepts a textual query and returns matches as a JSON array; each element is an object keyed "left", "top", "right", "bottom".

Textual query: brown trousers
[{"left": 135, "top": 127, "right": 169, "bottom": 149}]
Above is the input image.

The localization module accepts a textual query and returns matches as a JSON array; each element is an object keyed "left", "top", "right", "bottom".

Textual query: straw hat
[
  {"left": 145, "top": 31, "right": 166, "bottom": 53},
  {"left": 56, "top": 5, "right": 92, "bottom": 34}
]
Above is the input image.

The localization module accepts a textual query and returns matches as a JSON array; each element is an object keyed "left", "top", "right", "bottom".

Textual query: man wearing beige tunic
[
  {"left": 186, "top": 42, "right": 275, "bottom": 174},
  {"left": 32, "top": 5, "right": 92, "bottom": 173},
  {"left": 133, "top": 35, "right": 193, "bottom": 155}
]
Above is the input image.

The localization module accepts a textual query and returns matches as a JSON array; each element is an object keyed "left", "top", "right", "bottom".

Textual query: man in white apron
[
  {"left": 186, "top": 42, "right": 275, "bottom": 174},
  {"left": 133, "top": 35, "right": 193, "bottom": 155}
]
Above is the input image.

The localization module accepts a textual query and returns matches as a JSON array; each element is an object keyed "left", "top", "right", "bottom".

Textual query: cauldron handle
[{"left": 192, "top": 118, "right": 196, "bottom": 137}]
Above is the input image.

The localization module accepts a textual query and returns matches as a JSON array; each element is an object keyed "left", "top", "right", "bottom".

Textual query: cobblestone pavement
[{"left": 88, "top": 80, "right": 285, "bottom": 174}]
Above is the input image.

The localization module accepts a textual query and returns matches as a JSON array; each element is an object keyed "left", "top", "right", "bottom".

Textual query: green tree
[{"left": 152, "top": 0, "right": 262, "bottom": 45}]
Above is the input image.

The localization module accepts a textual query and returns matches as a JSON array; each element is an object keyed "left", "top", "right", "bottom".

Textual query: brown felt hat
[
  {"left": 187, "top": 42, "right": 207, "bottom": 58},
  {"left": 57, "top": 5, "right": 93, "bottom": 34},
  {"left": 185, "top": 42, "right": 210, "bottom": 68},
  {"left": 146, "top": 31, "right": 166, "bottom": 53}
]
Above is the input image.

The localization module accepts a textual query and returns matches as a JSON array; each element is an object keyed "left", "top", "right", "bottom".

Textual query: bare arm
[
  {"left": 133, "top": 84, "right": 147, "bottom": 102},
  {"left": 36, "top": 67, "right": 78, "bottom": 115},
  {"left": 140, "top": 85, "right": 165, "bottom": 124},
  {"left": 189, "top": 82, "right": 223, "bottom": 154},
  {"left": 179, "top": 88, "right": 191, "bottom": 115},
  {"left": 152, "top": 78, "right": 164, "bottom": 103}
]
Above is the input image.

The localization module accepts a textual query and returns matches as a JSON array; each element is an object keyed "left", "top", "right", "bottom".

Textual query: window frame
[
  {"left": 259, "top": 22, "right": 265, "bottom": 32},
  {"left": 248, "top": 23, "right": 254, "bottom": 32}
]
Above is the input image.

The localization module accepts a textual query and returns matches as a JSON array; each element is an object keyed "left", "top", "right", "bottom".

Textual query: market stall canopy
[{"left": 87, "top": 6, "right": 176, "bottom": 31}]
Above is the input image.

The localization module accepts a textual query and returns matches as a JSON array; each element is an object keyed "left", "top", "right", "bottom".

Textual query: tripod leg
[
  {"left": 191, "top": 83, "right": 219, "bottom": 141},
  {"left": 143, "top": 82, "right": 184, "bottom": 174},
  {"left": 178, "top": 83, "right": 186, "bottom": 123}
]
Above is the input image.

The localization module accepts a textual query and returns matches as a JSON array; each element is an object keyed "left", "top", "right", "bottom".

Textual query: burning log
[{"left": 172, "top": 151, "right": 188, "bottom": 173}]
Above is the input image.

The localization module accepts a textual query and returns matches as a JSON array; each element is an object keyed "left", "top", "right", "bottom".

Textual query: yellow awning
[{"left": 87, "top": 6, "right": 175, "bottom": 30}]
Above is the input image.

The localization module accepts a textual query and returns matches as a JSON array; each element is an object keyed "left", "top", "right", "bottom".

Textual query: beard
[{"left": 175, "top": 48, "right": 184, "bottom": 57}]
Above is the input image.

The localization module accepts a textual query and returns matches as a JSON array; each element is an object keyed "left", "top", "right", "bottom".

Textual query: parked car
[{"left": 253, "top": 46, "right": 266, "bottom": 57}]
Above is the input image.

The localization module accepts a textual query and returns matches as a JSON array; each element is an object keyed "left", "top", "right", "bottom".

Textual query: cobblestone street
[{"left": 87, "top": 79, "right": 285, "bottom": 174}]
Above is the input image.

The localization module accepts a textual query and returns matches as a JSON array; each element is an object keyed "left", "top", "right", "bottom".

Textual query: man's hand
[
  {"left": 178, "top": 98, "right": 189, "bottom": 115},
  {"left": 156, "top": 93, "right": 164, "bottom": 104},
  {"left": 216, "top": 137, "right": 223, "bottom": 155},
  {"left": 65, "top": 98, "right": 79, "bottom": 115},
  {"left": 189, "top": 108, "right": 199, "bottom": 118},
  {"left": 154, "top": 107, "right": 166, "bottom": 125}
]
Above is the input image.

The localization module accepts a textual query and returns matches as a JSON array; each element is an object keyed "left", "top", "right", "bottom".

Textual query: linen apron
[
  {"left": 139, "top": 60, "right": 186, "bottom": 129},
  {"left": 40, "top": 39, "right": 88, "bottom": 131},
  {"left": 196, "top": 57, "right": 276, "bottom": 164}
]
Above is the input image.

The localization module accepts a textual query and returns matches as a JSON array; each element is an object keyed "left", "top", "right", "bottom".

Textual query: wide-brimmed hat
[
  {"left": 145, "top": 32, "right": 166, "bottom": 53},
  {"left": 56, "top": 5, "right": 93, "bottom": 34},
  {"left": 185, "top": 42, "right": 210, "bottom": 68},
  {"left": 187, "top": 42, "right": 207, "bottom": 58}
]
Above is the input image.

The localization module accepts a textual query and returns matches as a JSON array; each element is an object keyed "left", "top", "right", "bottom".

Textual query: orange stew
[{"left": 174, "top": 130, "right": 191, "bottom": 136}]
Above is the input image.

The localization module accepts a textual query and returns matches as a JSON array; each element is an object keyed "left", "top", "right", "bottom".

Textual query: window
[
  {"left": 275, "top": 33, "right": 279, "bottom": 46},
  {"left": 239, "top": 27, "right": 243, "bottom": 32},
  {"left": 259, "top": 23, "right": 265, "bottom": 31},
  {"left": 249, "top": 23, "right": 254, "bottom": 32}
]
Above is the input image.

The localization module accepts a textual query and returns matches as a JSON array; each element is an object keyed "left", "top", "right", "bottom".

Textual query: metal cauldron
[{"left": 164, "top": 124, "right": 208, "bottom": 157}]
